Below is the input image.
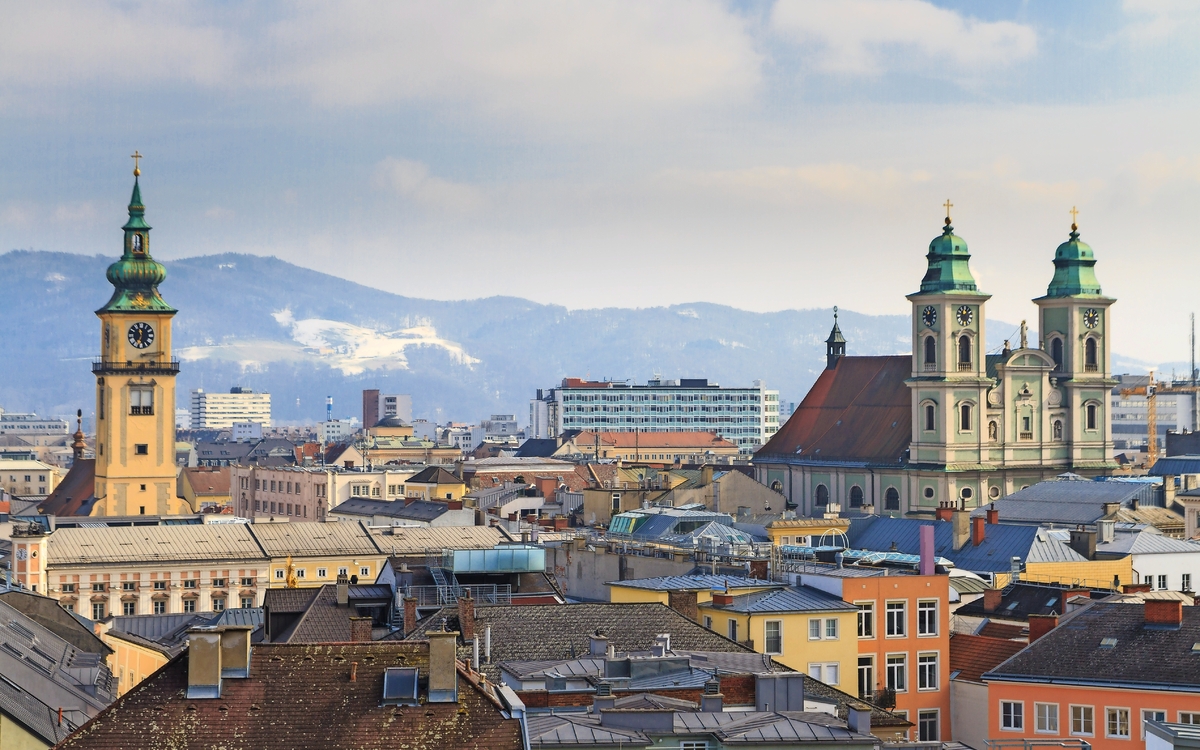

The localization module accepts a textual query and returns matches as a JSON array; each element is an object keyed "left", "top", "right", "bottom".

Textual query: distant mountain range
[{"left": 1, "top": 250, "right": 1162, "bottom": 426}]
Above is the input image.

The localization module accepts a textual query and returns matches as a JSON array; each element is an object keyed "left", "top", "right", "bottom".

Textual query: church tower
[
  {"left": 905, "top": 204, "right": 992, "bottom": 509},
  {"left": 1033, "top": 210, "right": 1116, "bottom": 466},
  {"left": 93, "top": 156, "right": 180, "bottom": 516},
  {"left": 825, "top": 307, "right": 846, "bottom": 369}
]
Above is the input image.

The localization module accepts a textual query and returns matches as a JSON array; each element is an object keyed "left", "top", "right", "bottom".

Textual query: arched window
[
  {"left": 960, "top": 403, "right": 972, "bottom": 432},
  {"left": 923, "top": 336, "right": 937, "bottom": 370},
  {"left": 1086, "top": 403, "right": 1098, "bottom": 431},
  {"left": 884, "top": 487, "right": 900, "bottom": 511},
  {"left": 1085, "top": 338, "right": 1098, "bottom": 371},
  {"left": 770, "top": 480, "right": 783, "bottom": 493},
  {"left": 1053, "top": 420, "right": 1063, "bottom": 441},
  {"left": 924, "top": 403, "right": 936, "bottom": 432},
  {"left": 1050, "top": 337, "right": 1063, "bottom": 370},
  {"left": 815, "top": 484, "right": 830, "bottom": 507},
  {"left": 958, "top": 335, "right": 972, "bottom": 368},
  {"left": 849, "top": 485, "right": 864, "bottom": 508}
]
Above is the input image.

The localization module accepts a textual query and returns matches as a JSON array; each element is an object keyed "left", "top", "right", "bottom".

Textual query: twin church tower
[{"left": 91, "top": 156, "right": 181, "bottom": 516}]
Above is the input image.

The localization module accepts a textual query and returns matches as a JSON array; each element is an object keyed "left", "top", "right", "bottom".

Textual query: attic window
[
  {"left": 1100, "top": 637, "right": 1118, "bottom": 649},
  {"left": 382, "top": 667, "right": 419, "bottom": 705},
  {"left": 1191, "top": 643, "right": 1200, "bottom": 654},
  {"left": 1047, "top": 598, "right": 1058, "bottom": 607}
]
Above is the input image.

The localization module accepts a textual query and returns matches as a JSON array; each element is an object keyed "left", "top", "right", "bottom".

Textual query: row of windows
[
  {"left": 999, "top": 702, "right": 1197, "bottom": 738},
  {"left": 922, "top": 334, "right": 1101, "bottom": 372},
  {"left": 1135, "top": 572, "right": 1192, "bottom": 591},
  {"left": 562, "top": 393, "right": 762, "bottom": 403},
  {"left": 920, "top": 405, "right": 1100, "bottom": 434},
  {"left": 73, "top": 597, "right": 256, "bottom": 619},
  {"left": 273, "top": 566, "right": 371, "bottom": 580},
  {"left": 254, "top": 500, "right": 307, "bottom": 517},
  {"left": 857, "top": 600, "right": 939, "bottom": 638},
  {"left": 856, "top": 652, "right": 940, "bottom": 694},
  {"left": 64, "top": 577, "right": 249, "bottom": 593}
]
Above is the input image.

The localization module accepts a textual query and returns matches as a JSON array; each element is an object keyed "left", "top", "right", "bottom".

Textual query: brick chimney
[
  {"left": 972, "top": 516, "right": 986, "bottom": 546},
  {"left": 403, "top": 596, "right": 418, "bottom": 638},
  {"left": 1145, "top": 599, "right": 1184, "bottom": 627},
  {"left": 458, "top": 590, "right": 475, "bottom": 642},
  {"left": 349, "top": 616, "right": 373, "bottom": 642},
  {"left": 667, "top": 590, "right": 698, "bottom": 621},
  {"left": 1027, "top": 614, "right": 1058, "bottom": 642},
  {"left": 711, "top": 591, "right": 734, "bottom": 606},
  {"left": 749, "top": 560, "right": 768, "bottom": 580},
  {"left": 1123, "top": 583, "right": 1152, "bottom": 594},
  {"left": 982, "top": 588, "right": 1002, "bottom": 613},
  {"left": 935, "top": 504, "right": 953, "bottom": 522},
  {"left": 986, "top": 503, "right": 999, "bottom": 525}
]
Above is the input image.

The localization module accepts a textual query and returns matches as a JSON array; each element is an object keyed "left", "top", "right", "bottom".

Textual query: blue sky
[{"left": 2, "top": 1, "right": 1199, "bottom": 363}]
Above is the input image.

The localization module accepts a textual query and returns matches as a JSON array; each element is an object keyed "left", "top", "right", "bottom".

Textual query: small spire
[
  {"left": 71, "top": 409, "right": 86, "bottom": 461},
  {"left": 131, "top": 150, "right": 142, "bottom": 177}
]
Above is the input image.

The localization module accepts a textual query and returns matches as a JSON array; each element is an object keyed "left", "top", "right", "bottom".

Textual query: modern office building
[
  {"left": 189, "top": 387, "right": 271, "bottom": 430},
  {"left": 530, "top": 377, "right": 779, "bottom": 453},
  {"left": 361, "top": 389, "right": 412, "bottom": 430},
  {"left": 1110, "top": 374, "right": 1197, "bottom": 453},
  {"left": 0, "top": 408, "right": 69, "bottom": 437}
]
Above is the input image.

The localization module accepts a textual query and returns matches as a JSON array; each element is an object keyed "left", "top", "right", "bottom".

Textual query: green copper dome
[
  {"left": 917, "top": 219, "right": 982, "bottom": 294},
  {"left": 1045, "top": 225, "right": 1103, "bottom": 297},
  {"left": 97, "top": 178, "right": 175, "bottom": 313}
]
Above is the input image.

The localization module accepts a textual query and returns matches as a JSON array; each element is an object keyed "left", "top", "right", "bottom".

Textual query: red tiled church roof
[{"left": 757, "top": 356, "right": 912, "bottom": 464}]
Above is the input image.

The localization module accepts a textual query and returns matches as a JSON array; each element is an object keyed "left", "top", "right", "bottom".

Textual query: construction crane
[{"left": 1120, "top": 370, "right": 1158, "bottom": 467}]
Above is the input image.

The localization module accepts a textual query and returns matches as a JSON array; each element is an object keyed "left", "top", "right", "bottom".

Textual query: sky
[{"left": 2, "top": 1, "right": 1200, "bottom": 365}]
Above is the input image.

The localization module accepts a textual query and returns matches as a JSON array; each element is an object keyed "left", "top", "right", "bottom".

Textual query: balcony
[
  {"left": 923, "top": 362, "right": 937, "bottom": 372},
  {"left": 92, "top": 358, "right": 180, "bottom": 375},
  {"left": 1085, "top": 363, "right": 1099, "bottom": 372},
  {"left": 958, "top": 362, "right": 973, "bottom": 371}
]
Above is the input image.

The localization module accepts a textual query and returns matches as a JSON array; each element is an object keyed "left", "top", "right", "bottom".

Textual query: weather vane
[{"left": 131, "top": 150, "right": 143, "bottom": 177}]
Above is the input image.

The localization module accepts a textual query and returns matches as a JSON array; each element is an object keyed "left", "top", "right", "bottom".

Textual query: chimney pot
[
  {"left": 951, "top": 509, "right": 970, "bottom": 550},
  {"left": 402, "top": 596, "right": 418, "bottom": 638},
  {"left": 336, "top": 573, "right": 349, "bottom": 607},
  {"left": 589, "top": 631, "right": 609, "bottom": 657}
]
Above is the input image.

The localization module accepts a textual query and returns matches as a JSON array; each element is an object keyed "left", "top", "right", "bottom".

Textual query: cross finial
[
  {"left": 943, "top": 199, "right": 953, "bottom": 224},
  {"left": 1069, "top": 205, "right": 1079, "bottom": 230},
  {"left": 131, "top": 151, "right": 142, "bottom": 177},
  {"left": 833, "top": 305, "right": 838, "bottom": 322}
]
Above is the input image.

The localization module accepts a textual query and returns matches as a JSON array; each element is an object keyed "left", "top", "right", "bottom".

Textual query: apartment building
[
  {"left": 189, "top": 387, "right": 272, "bottom": 429},
  {"left": 361, "top": 389, "right": 413, "bottom": 430},
  {"left": 228, "top": 465, "right": 426, "bottom": 519},
  {"left": 531, "top": 377, "right": 780, "bottom": 453},
  {"left": 0, "top": 408, "right": 70, "bottom": 437},
  {"left": 0, "top": 458, "right": 60, "bottom": 497}
]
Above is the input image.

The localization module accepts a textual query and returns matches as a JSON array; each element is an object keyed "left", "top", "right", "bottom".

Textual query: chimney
[
  {"left": 935, "top": 504, "right": 953, "bottom": 522},
  {"left": 1027, "top": 614, "right": 1058, "bottom": 643},
  {"left": 972, "top": 516, "right": 986, "bottom": 546},
  {"left": 336, "top": 573, "right": 349, "bottom": 606},
  {"left": 458, "top": 590, "right": 475, "bottom": 642},
  {"left": 1123, "top": 583, "right": 1152, "bottom": 594},
  {"left": 427, "top": 630, "right": 459, "bottom": 703},
  {"left": 755, "top": 673, "right": 805, "bottom": 712},
  {"left": 1097, "top": 519, "right": 1115, "bottom": 544},
  {"left": 668, "top": 590, "right": 699, "bottom": 621},
  {"left": 219, "top": 625, "right": 253, "bottom": 679},
  {"left": 1145, "top": 599, "right": 1184, "bottom": 627},
  {"left": 711, "top": 590, "right": 734, "bottom": 606},
  {"left": 701, "top": 465, "right": 714, "bottom": 486},
  {"left": 982, "top": 588, "right": 1002, "bottom": 613},
  {"left": 986, "top": 503, "right": 999, "bottom": 525},
  {"left": 589, "top": 630, "right": 609, "bottom": 657},
  {"left": 446, "top": 499, "right": 463, "bottom": 510},
  {"left": 1069, "top": 526, "right": 1097, "bottom": 560},
  {"left": 186, "top": 627, "right": 223, "bottom": 698},
  {"left": 652, "top": 633, "right": 671, "bottom": 657},
  {"left": 951, "top": 509, "right": 970, "bottom": 550},
  {"left": 919, "top": 524, "right": 934, "bottom": 575},
  {"left": 847, "top": 702, "right": 873, "bottom": 735},
  {"left": 593, "top": 680, "right": 617, "bottom": 711},
  {"left": 402, "top": 597, "right": 417, "bottom": 638},
  {"left": 350, "top": 616, "right": 373, "bottom": 642},
  {"left": 700, "top": 678, "right": 723, "bottom": 712},
  {"left": 749, "top": 560, "right": 768, "bottom": 580}
]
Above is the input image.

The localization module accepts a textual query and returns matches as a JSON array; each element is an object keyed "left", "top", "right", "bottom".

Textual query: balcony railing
[
  {"left": 93, "top": 359, "right": 180, "bottom": 375},
  {"left": 1085, "top": 363, "right": 1099, "bottom": 372},
  {"left": 958, "top": 362, "right": 973, "bottom": 371},
  {"left": 923, "top": 362, "right": 937, "bottom": 372}
]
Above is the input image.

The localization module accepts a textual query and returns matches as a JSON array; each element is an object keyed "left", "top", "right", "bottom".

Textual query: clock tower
[{"left": 93, "top": 158, "right": 181, "bottom": 516}]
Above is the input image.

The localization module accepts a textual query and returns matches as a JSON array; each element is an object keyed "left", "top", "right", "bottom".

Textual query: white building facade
[{"left": 190, "top": 387, "right": 272, "bottom": 429}]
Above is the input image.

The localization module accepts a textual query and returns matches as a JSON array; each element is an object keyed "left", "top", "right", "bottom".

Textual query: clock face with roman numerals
[
  {"left": 921, "top": 306, "right": 937, "bottom": 327},
  {"left": 127, "top": 322, "right": 154, "bottom": 349},
  {"left": 957, "top": 305, "right": 974, "bottom": 326},
  {"left": 1083, "top": 308, "right": 1100, "bottom": 329}
]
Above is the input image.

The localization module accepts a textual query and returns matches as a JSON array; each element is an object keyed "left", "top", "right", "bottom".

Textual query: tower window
[
  {"left": 130, "top": 386, "right": 154, "bottom": 415},
  {"left": 1086, "top": 404, "right": 1098, "bottom": 431},
  {"left": 924, "top": 404, "right": 936, "bottom": 432},
  {"left": 1085, "top": 338, "right": 1098, "bottom": 371},
  {"left": 923, "top": 336, "right": 937, "bottom": 370},
  {"left": 884, "top": 487, "right": 900, "bottom": 511},
  {"left": 135, "top": 444, "right": 148, "bottom": 455},
  {"left": 958, "top": 335, "right": 972, "bottom": 369},
  {"left": 1050, "top": 338, "right": 1063, "bottom": 370},
  {"left": 814, "top": 484, "right": 830, "bottom": 507},
  {"left": 959, "top": 403, "right": 972, "bottom": 432}
]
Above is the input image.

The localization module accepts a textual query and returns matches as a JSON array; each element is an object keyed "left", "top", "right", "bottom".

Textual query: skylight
[
  {"left": 382, "top": 667, "right": 419, "bottom": 706},
  {"left": 1100, "top": 638, "right": 1118, "bottom": 649}
]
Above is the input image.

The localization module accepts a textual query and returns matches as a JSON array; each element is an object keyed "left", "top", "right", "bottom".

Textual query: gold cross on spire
[
  {"left": 131, "top": 150, "right": 142, "bottom": 177},
  {"left": 1069, "top": 205, "right": 1079, "bottom": 229},
  {"left": 943, "top": 199, "right": 953, "bottom": 224}
]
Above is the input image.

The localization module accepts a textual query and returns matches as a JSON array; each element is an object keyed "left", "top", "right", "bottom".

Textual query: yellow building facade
[
  {"left": 92, "top": 168, "right": 185, "bottom": 517},
  {"left": 101, "top": 631, "right": 171, "bottom": 697}
]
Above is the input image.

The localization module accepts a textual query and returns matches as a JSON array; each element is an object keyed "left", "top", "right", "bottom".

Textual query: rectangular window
[
  {"left": 130, "top": 386, "right": 154, "bottom": 415},
  {"left": 1157, "top": 574, "right": 1168, "bottom": 590},
  {"left": 135, "top": 444, "right": 148, "bottom": 455},
  {"left": 63, "top": 603, "right": 74, "bottom": 613},
  {"left": 1071, "top": 705, "right": 1094, "bottom": 736},
  {"left": 807, "top": 663, "right": 839, "bottom": 685},
  {"left": 809, "top": 618, "right": 822, "bottom": 640},
  {"left": 1142, "top": 710, "right": 1166, "bottom": 739},
  {"left": 728, "top": 620, "right": 739, "bottom": 641},
  {"left": 153, "top": 581, "right": 166, "bottom": 590},
  {"left": 886, "top": 601, "right": 906, "bottom": 636},
  {"left": 703, "top": 615, "right": 712, "bottom": 629},
  {"left": 1036, "top": 703, "right": 1059, "bottom": 733},
  {"left": 92, "top": 603, "right": 105, "bottom": 620},
  {"left": 61, "top": 583, "right": 75, "bottom": 593},
  {"left": 1180, "top": 712, "right": 1200, "bottom": 724},
  {"left": 122, "top": 601, "right": 136, "bottom": 616},
  {"left": 212, "top": 598, "right": 225, "bottom": 612},
  {"left": 92, "top": 583, "right": 106, "bottom": 592},
  {"left": 296, "top": 569, "right": 305, "bottom": 579},
  {"left": 857, "top": 602, "right": 874, "bottom": 638},
  {"left": 917, "top": 600, "right": 937, "bottom": 636},
  {"left": 317, "top": 568, "right": 327, "bottom": 578},
  {"left": 1184, "top": 574, "right": 1192, "bottom": 591},
  {"left": 338, "top": 567, "right": 348, "bottom": 576},
  {"left": 153, "top": 600, "right": 166, "bottom": 614},
  {"left": 886, "top": 654, "right": 906, "bottom": 692},
  {"left": 1107, "top": 708, "right": 1130, "bottom": 739},
  {"left": 183, "top": 579, "right": 197, "bottom": 589},
  {"left": 275, "top": 569, "right": 285, "bottom": 579},
  {"left": 764, "top": 620, "right": 782, "bottom": 654},
  {"left": 183, "top": 600, "right": 196, "bottom": 613},
  {"left": 825, "top": 618, "right": 839, "bottom": 639},
  {"left": 1002, "top": 701, "right": 1024, "bottom": 731},
  {"left": 240, "top": 577, "right": 254, "bottom": 586},
  {"left": 241, "top": 597, "right": 254, "bottom": 609},
  {"left": 919, "top": 710, "right": 939, "bottom": 742},
  {"left": 857, "top": 656, "right": 874, "bottom": 699},
  {"left": 917, "top": 652, "right": 938, "bottom": 690},
  {"left": 122, "top": 581, "right": 136, "bottom": 591},
  {"left": 360, "top": 567, "right": 370, "bottom": 578}
]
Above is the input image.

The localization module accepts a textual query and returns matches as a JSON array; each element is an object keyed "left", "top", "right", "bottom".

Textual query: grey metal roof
[
  {"left": 1150, "top": 455, "right": 1200, "bottom": 476},
  {"left": 0, "top": 670, "right": 73, "bottom": 744},
  {"left": 974, "top": 478, "right": 1159, "bottom": 526},
  {"left": 47, "top": 523, "right": 267, "bottom": 565},
  {"left": 713, "top": 585, "right": 857, "bottom": 614},
  {"left": 246, "top": 520, "right": 383, "bottom": 557},
  {"left": 1097, "top": 530, "right": 1200, "bottom": 555},
  {"left": 606, "top": 575, "right": 773, "bottom": 592},
  {"left": 331, "top": 497, "right": 451, "bottom": 521}
]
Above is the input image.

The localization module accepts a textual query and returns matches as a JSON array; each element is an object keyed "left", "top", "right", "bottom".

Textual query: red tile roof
[
  {"left": 38, "top": 459, "right": 95, "bottom": 516},
  {"left": 977, "top": 621, "right": 1027, "bottom": 641},
  {"left": 181, "top": 466, "right": 231, "bottom": 496},
  {"left": 949, "top": 633, "right": 1027, "bottom": 683},
  {"left": 757, "top": 356, "right": 912, "bottom": 464},
  {"left": 55, "top": 642, "right": 523, "bottom": 750}
]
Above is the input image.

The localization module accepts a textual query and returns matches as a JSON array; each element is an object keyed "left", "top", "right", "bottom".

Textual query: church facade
[
  {"left": 755, "top": 212, "right": 1117, "bottom": 518},
  {"left": 91, "top": 165, "right": 186, "bottom": 516}
]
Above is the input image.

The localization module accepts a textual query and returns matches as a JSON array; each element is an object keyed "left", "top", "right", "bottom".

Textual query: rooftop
[
  {"left": 707, "top": 586, "right": 858, "bottom": 614},
  {"left": 605, "top": 575, "right": 773, "bottom": 592},
  {"left": 949, "top": 633, "right": 1029, "bottom": 683}
]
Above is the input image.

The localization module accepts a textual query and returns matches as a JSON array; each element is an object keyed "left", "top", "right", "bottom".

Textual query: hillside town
[{"left": 0, "top": 159, "right": 1195, "bottom": 750}]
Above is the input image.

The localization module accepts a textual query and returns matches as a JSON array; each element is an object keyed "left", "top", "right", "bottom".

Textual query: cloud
[
  {"left": 770, "top": 0, "right": 1037, "bottom": 75},
  {"left": 1121, "top": 0, "right": 1200, "bottom": 44},
  {"left": 655, "top": 162, "right": 933, "bottom": 203},
  {"left": 372, "top": 158, "right": 484, "bottom": 211},
  {"left": 52, "top": 202, "right": 97, "bottom": 223}
]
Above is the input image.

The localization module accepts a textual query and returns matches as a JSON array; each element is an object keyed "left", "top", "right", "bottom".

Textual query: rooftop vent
[
  {"left": 382, "top": 667, "right": 419, "bottom": 706},
  {"left": 1100, "top": 637, "right": 1118, "bottom": 649}
]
